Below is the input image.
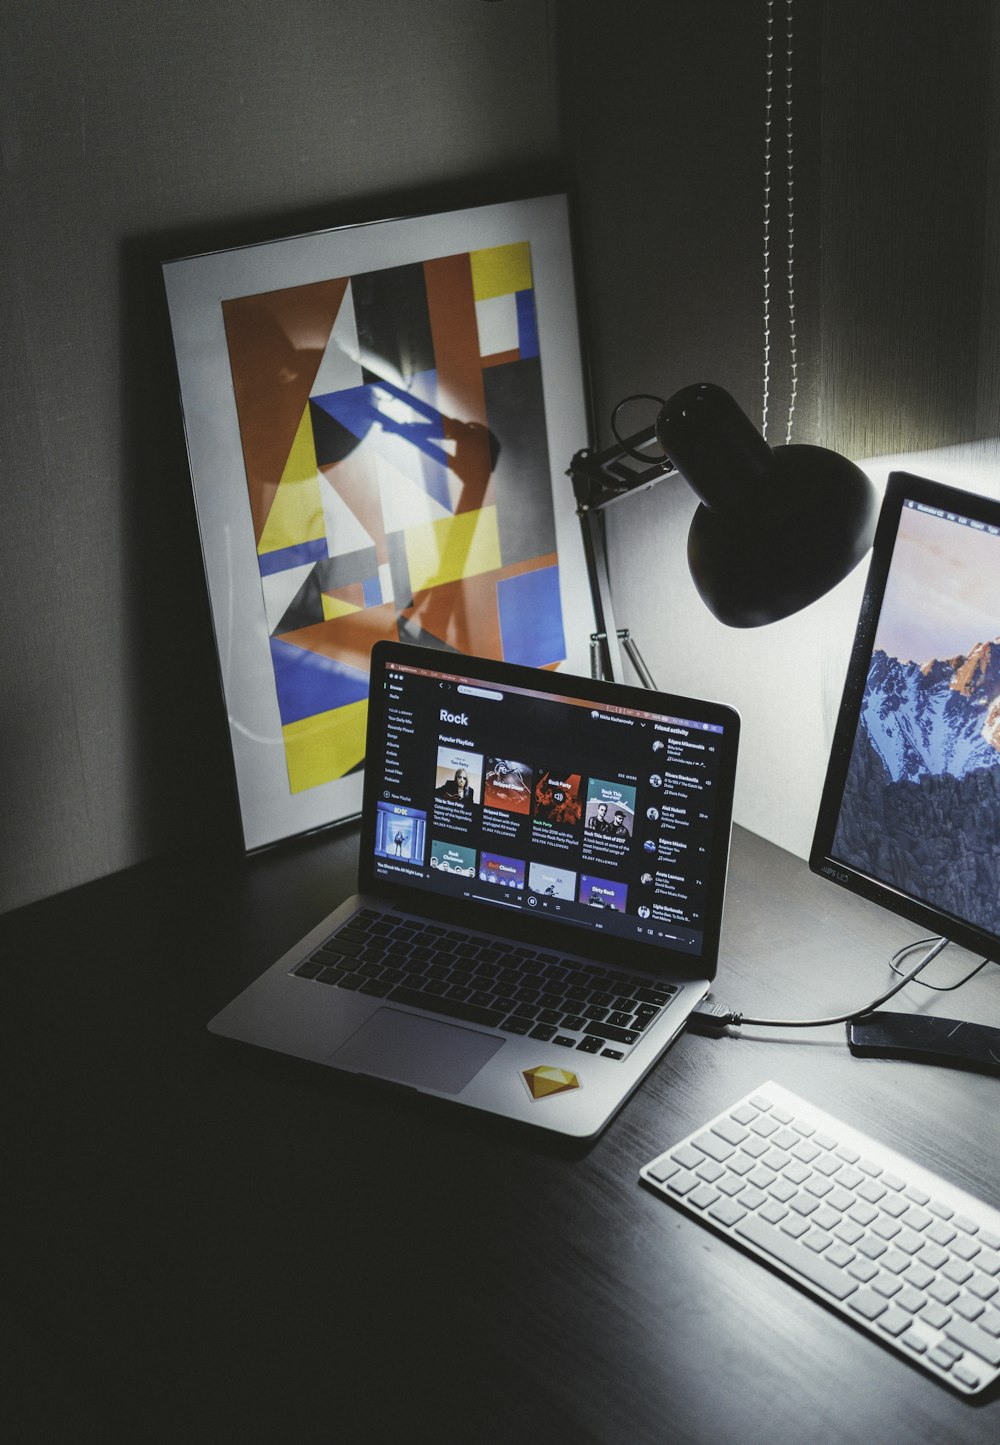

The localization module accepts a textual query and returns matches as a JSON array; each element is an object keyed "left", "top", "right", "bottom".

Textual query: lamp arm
[
  {"left": 568, "top": 430, "right": 679, "bottom": 685},
  {"left": 567, "top": 426, "right": 676, "bottom": 513}
]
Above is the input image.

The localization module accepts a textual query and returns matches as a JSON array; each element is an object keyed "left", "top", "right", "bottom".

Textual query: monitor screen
[{"left": 811, "top": 472, "right": 1000, "bottom": 961}]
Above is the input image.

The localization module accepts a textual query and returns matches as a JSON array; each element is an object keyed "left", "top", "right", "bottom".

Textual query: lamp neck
[{"left": 656, "top": 382, "right": 775, "bottom": 512}]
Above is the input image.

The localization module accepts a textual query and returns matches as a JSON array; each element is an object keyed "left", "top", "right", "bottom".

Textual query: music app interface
[{"left": 372, "top": 661, "right": 727, "bottom": 956}]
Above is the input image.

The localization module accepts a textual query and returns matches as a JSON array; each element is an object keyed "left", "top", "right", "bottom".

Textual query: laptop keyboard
[{"left": 291, "top": 908, "right": 678, "bottom": 1059}]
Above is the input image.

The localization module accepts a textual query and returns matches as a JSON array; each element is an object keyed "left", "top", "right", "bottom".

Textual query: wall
[
  {"left": 6, "top": 0, "right": 999, "bottom": 912},
  {"left": 0, "top": 0, "right": 563, "bottom": 914},
  {"left": 560, "top": 0, "right": 1000, "bottom": 859}
]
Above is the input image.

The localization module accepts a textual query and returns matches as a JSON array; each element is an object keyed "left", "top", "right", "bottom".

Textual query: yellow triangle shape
[
  {"left": 321, "top": 594, "right": 361, "bottom": 621},
  {"left": 259, "top": 406, "right": 326, "bottom": 556}
]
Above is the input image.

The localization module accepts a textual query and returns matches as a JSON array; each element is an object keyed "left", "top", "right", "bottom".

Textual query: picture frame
[{"left": 163, "top": 194, "right": 591, "bottom": 850}]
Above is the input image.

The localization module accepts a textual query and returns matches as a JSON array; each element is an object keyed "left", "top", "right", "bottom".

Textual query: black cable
[
  {"left": 689, "top": 935, "right": 955, "bottom": 1035},
  {"left": 887, "top": 935, "right": 996, "bottom": 992},
  {"left": 609, "top": 394, "right": 669, "bottom": 464}
]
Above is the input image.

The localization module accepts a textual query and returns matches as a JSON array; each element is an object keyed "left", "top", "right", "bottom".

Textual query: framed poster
[{"left": 163, "top": 194, "right": 591, "bottom": 850}]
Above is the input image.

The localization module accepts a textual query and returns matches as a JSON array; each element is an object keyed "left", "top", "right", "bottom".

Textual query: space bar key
[
  {"left": 735, "top": 1214, "right": 859, "bottom": 1302},
  {"left": 387, "top": 986, "right": 507, "bottom": 1029}
]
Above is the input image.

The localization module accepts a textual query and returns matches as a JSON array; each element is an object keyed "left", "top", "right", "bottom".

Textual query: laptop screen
[{"left": 359, "top": 643, "right": 739, "bottom": 973}]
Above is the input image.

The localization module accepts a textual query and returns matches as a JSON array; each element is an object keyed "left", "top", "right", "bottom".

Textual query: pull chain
[
  {"left": 784, "top": 0, "right": 797, "bottom": 444},
  {"left": 762, "top": 0, "right": 796, "bottom": 444},
  {"left": 762, "top": 0, "right": 774, "bottom": 440}
]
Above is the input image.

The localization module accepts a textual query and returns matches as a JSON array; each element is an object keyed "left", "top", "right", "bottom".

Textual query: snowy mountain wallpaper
[{"left": 832, "top": 502, "right": 1000, "bottom": 938}]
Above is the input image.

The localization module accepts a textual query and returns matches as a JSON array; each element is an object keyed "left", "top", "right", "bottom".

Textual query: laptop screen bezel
[{"left": 356, "top": 640, "right": 740, "bottom": 980}]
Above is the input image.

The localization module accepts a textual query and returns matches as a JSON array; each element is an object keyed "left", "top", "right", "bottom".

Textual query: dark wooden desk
[{"left": 5, "top": 824, "right": 1000, "bottom": 1442}]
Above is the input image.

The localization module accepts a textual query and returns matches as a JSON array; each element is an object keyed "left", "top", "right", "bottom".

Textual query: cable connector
[{"left": 686, "top": 993, "right": 741, "bottom": 1037}]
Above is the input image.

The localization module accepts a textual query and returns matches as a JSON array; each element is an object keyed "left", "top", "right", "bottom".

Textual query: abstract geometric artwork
[{"left": 163, "top": 197, "right": 589, "bottom": 849}]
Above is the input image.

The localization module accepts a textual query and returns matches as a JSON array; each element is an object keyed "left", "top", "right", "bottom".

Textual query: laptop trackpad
[{"left": 332, "top": 1008, "right": 504, "bottom": 1095}]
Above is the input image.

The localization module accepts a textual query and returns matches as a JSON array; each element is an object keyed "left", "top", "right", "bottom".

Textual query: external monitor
[{"left": 811, "top": 471, "right": 1000, "bottom": 964}]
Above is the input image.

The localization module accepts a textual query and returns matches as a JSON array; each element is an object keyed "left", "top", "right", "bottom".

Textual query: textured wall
[
  {"left": 560, "top": 0, "right": 1000, "bottom": 860},
  {"left": 6, "top": 0, "right": 999, "bottom": 912},
  {"left": 0, "top": 0, "right": 563, "bottom": 914}
]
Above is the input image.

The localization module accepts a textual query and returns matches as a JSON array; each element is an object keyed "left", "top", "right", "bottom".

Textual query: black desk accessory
[
  {"left": 848, "top": 1012, "right": 1000, "bottom": 1078},
  {"left": 567, "top": 381, "right": 876, "bottom": 683}
]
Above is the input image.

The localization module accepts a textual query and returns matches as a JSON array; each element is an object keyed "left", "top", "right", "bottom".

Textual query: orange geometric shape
[
  {"left": 400, "top": 553, "right": 559, "bottom": 659},
  {"left": 279, "top": 603, "right": 400, "bottom": 675},
  {"left": 223, "top": 278, "right": 350, "bottom": 544},
  {"left": 522, "top": 1066, "right": 581, "bottom": 1101},
  {"left": 423, "top": 253, "right": 492, "bottom": 515},
  {"left": 401, "top": 572, "right": 502, "bottom": 658}
]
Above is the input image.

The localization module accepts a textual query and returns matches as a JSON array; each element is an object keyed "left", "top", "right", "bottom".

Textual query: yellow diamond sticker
[{"left": 522, "top": 1065, "right": 581, "bottom": 1101}]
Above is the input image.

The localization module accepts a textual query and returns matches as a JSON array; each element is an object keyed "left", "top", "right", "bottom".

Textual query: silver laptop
[{"left": 209, "top": 641, "right": 740, "bottom": 1138}]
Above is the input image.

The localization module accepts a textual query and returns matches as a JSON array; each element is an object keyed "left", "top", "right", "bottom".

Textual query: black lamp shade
[{"left": 655, "top": 383, "right": 877, "bottom": 627}]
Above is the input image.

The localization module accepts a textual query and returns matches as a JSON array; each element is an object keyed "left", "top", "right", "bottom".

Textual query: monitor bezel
[{"left": 810, "top": 470, "right": 1000, "bottom": 963}]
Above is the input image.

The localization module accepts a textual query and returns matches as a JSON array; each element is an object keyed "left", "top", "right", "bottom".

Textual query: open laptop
[{"left": 209, "top": 641, "right": 740, "bottom": 1137}]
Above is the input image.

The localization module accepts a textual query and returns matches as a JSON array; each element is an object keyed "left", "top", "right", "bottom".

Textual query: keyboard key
[
  {"left": 850, "top": 1289, "right": 887, "bottom": 1321},
  {"left": 688, "top": 1184, "right": 721, "bottom": 1211},
  {"left": 943, "top": 1317, "right": 1000, "bottom": 1368},
  {"left": 576, "top": 1020, "right": 639, "bottom": 1046},
  {"left": 387, "top": 985, "right": 506, "bottom": 1030},
  {"left": 692, "top": 1131, "right": 736, "bottom": 1165},
  {"left": 646, "top": 1155, "right": 679, "bottom": 1185},
  {"left": 735, "top": 1214, "right": 858, "bottom": 1301},
  {"left": 713, "top": 1116, "right": 750, "bottom": 1147},
  {"left": 501, "top": 1017, "right": 532, "bottom": 1036},
  {"left": 878, "top": 1304, "right": 912, "bottom": 1338},
  {"left": 708, "top": 1198, "right": 747, "bottom": 1228}
]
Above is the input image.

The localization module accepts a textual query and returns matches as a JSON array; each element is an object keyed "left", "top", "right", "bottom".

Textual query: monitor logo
[{"left": 521, "top": 1065, "right": 581, "bottom": 1101}]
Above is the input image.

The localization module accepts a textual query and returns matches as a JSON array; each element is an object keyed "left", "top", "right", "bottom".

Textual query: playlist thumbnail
[
  {"left": 533, "top": 769, "right": 583, "bottom": 828},
  {"left": 579, "top": 874, "right": 628, "bottom": 911},
  {"left": 584, "top": 778, "right": 636, "bottom": 837},
  {"left": 434, "top": 745, "right": 483, "bottom": 804},
  {"left": 374, "top": 803, "right": 427, "bottom": 864},
  {"left": 527, "top": 861, "right": 577, "bottom": 900},
  {"left": 483, "top": 757, "right": 533, "bottom": 814},
  {"left": 479, "top": 851, "right": 526, "bottom": 889},
  {"left": 429, "top": 839, "right": 477, "bottom": 876}
]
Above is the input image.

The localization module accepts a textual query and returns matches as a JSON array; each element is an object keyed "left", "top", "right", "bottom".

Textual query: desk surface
[{"left": 5, "top": 823, "right": 1000, "bottom": 1443}]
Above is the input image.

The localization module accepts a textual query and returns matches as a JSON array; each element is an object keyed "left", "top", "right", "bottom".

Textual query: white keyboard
[{"left": 640, "top": 1081, "right": 1000, "bottom": 1395}]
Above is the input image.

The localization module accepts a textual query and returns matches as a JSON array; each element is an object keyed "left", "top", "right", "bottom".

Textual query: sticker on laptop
[{"left": 521, "top": 1065, "right": 581, "bottom": 1101}]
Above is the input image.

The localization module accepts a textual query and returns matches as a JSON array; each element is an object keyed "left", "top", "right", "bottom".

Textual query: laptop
[{"left": 209, "top": 641, "right": 740, "bottom": 1138}]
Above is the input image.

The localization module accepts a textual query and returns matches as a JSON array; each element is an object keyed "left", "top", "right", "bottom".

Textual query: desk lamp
[{"left": 568, "top": 382, "right": 878, "bottom": 684}]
